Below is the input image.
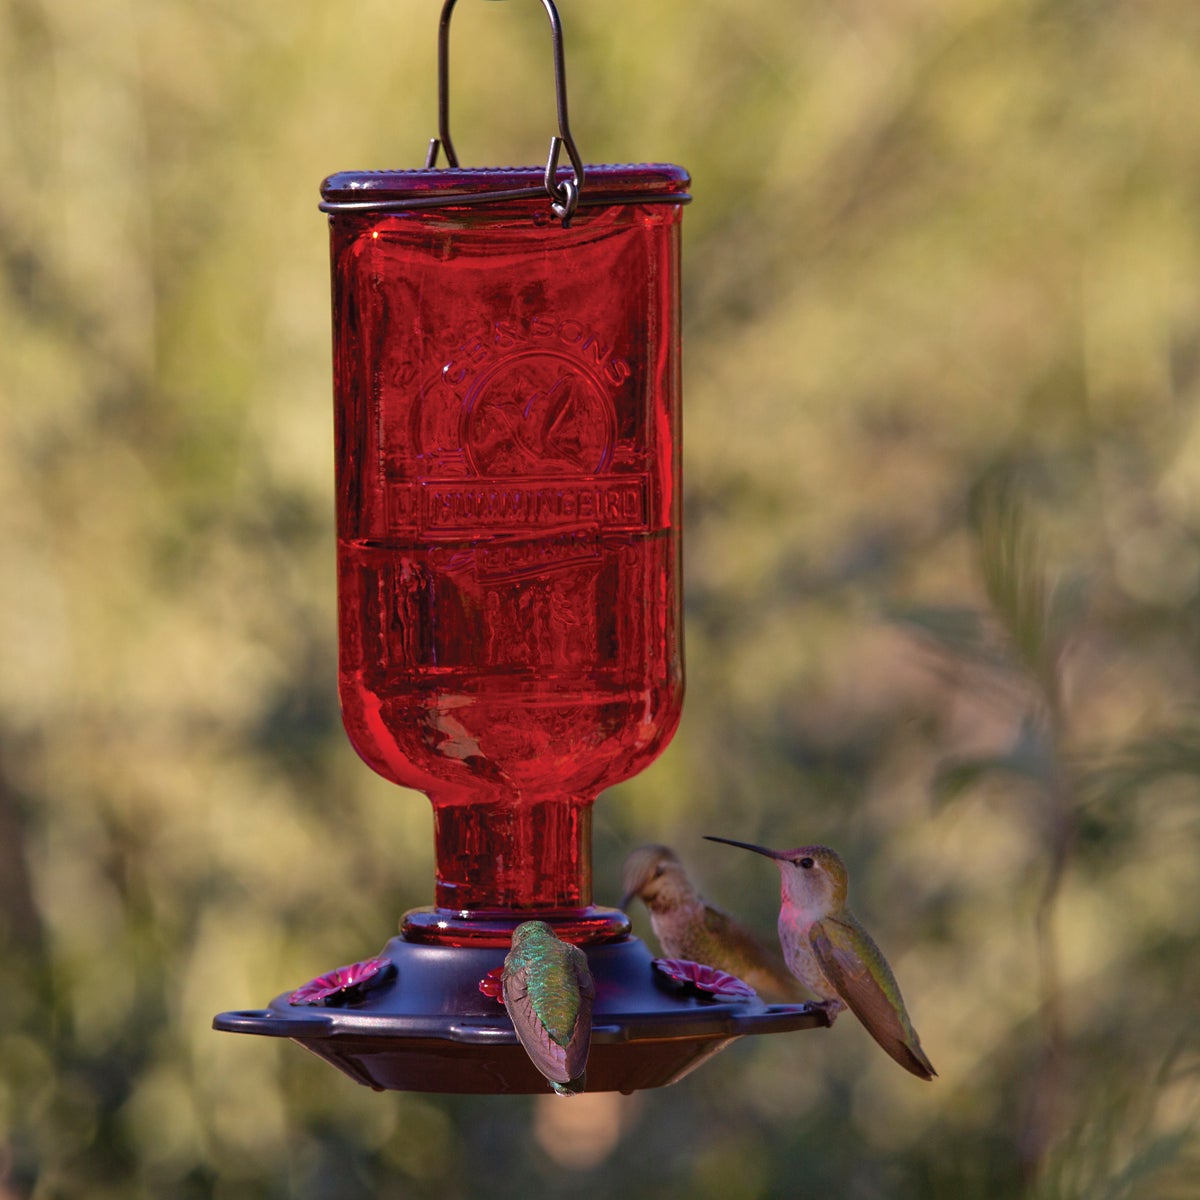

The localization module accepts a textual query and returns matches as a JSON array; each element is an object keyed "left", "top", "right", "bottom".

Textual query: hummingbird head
[
  {"left": 620, "top": 845, "right": 698, "bottom": 913},
  {"left": 704, "top": 837, "right": 848, "bottom": 918},
  {"left": 509, "top": 920, "right": 557, "bottom": 953}
]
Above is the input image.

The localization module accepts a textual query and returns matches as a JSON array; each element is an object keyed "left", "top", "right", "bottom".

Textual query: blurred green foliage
[{"left": 3, "top": 0, "right": 1200, "bottom": 1195}]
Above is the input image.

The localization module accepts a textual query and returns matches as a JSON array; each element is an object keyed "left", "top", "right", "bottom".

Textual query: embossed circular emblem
[{"left": 462, "top": 350, "right": 615, "bottom": 477}]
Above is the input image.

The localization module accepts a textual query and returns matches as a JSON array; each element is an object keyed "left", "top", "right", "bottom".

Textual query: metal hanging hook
[{"left": 426, "top": 0, "right": 585, "bottom": 221}]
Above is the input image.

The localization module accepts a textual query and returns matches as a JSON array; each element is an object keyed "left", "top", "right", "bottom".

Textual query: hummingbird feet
[{"left": 812, "top": 999, "right": 844, "bottom": 1027}]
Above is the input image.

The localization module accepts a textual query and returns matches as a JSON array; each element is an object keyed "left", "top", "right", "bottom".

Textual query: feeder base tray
[{"left": 213, "top": 931, "right": 828, "bottom": 1094}]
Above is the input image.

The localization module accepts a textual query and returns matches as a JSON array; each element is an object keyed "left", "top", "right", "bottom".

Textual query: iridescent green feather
[
  {"left": 518, "top": 926, "right": 586, "bottom": 1046},
  {"left": 502, "top": 921, "right": 594, "bottom": 1093}
]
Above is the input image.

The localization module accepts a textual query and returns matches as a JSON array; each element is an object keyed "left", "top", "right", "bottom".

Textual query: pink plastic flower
[
  {"left": 478, "top": 966, "right": 506, "bottom": 1004},
  {"left": 651, "top": 958, "right": 757, "bottom": 1001},
  {"left": 288, "top": 956, "right": 394, "bottom": 1006}
]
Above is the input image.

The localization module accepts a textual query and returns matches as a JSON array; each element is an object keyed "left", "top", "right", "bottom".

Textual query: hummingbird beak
[
  {"left": 704, "top": 835, "right": 787, "bottom": 860},
  {"left": 619, "top": 888, "right": 635, "bottom": 911}
]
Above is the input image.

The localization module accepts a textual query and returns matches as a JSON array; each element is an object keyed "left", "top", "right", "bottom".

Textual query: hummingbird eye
[{"left": 797, "top": 857, "right": 814, "bottom": 869}]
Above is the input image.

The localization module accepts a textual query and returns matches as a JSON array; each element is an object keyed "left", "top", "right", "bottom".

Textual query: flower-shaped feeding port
[
  {"left": 289, "top": 957, "right": 395, "bottom": 1007},
  {"left": 478, "top": 967, "right": 505, "bottom": 1003},
  {"left": 652, "top": 959, "right": 757, "bottom": 1002},
  {"left": 218, "top": 934, "right": 829, "bottom": 1093}
]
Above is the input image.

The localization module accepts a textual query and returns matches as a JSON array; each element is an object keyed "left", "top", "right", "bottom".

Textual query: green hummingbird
[
  {"left": 502, "top": 920, "right": 595, "bottom": 1096},
  {"left": 705, "top": 837, "right": 936, "bottom": 1080},
  {"left": 620, "top": 844, "right": 807, "bottom": 1003}
]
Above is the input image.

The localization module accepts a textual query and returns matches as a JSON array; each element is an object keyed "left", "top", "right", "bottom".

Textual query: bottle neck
[{"left": 400, "top": 795, "right": 630, "bottom": 946}]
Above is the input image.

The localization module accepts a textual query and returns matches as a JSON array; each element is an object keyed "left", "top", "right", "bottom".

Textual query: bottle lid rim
[{"left": 320, "top": 163, "right": 691, "bottom": 215}]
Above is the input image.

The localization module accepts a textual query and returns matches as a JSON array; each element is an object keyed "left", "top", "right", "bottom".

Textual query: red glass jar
[{"left": 324, "top": 165, "right": 688, "bottom": 930}]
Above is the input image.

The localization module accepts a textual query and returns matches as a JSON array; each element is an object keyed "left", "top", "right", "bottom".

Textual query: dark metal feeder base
[{"left": 213, "top": 932, "right": 828, "bottom": 1094}]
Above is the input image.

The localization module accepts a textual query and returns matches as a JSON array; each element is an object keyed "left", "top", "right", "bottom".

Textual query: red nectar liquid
[{"left": 326, "top": 166, "right": 688, "bottom": 920}]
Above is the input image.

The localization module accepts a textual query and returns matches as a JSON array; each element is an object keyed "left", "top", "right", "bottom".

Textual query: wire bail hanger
[{"left": 425, "top": 0, "right": 586, "bottom": 223}]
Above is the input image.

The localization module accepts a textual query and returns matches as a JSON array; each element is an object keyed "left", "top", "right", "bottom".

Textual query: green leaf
[
  {"left": 1096, "top": 1129, "right": 1193, "bottom": 1200},
  {"left": 885, "top": 603, "right": 1012, "bottom": 672},
  {"left": 1078, "top": 727, "right": 1200, "bottom": 813},
  {"left": 932, "top": 717, "right": 1055, "bottom": 806},
  {"left": 970, "top": 474, "right": 1055, "bottom": 689}
]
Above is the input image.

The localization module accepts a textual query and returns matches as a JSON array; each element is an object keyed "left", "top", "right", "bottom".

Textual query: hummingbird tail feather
[
  {"left": 901, "top": 1044, "right": 937, "bottom": 1081},
  {"left": 551, "top": 1072, "right": 587, "bottom": 1097}
]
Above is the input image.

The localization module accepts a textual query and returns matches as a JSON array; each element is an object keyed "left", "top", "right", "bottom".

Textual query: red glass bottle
[{"left": 324, "top": 165, "right": 688, "bottom": 933}]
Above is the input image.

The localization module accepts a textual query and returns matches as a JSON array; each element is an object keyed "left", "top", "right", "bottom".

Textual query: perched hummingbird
[
  {"left": 620, "top": 844, "right": 807, "bottom": 1003},
  {"left": 705, "top": 837, "right": 936, "bottom": 1080},
  {"left": 502, "top": 920, "right": 595, "bottom": 1096}
]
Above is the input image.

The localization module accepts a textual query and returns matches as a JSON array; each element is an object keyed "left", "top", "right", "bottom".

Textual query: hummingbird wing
[
  {"left": 699, "top": 905, "right": 809, "bottom": 1002},
  {"left": 809, "top": 914, "right": 936, "bottom": 1081},
  {"left": 564, "top": 944, "right": 596, "bottom": 1085}
]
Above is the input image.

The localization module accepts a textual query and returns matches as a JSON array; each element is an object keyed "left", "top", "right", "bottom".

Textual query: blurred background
[{"left": 3, "top": 0, "right": 1200, "bottom": 1195}]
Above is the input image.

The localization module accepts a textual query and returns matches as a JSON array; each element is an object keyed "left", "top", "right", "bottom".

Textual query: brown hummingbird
[
  {"left": 620, "top": 844, "right": 807, "bottom": 1003},
  {"left": 705, "top": 837, "right": 936, "bottom": 1080}
]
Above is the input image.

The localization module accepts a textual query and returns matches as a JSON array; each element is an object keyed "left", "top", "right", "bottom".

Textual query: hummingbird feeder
[{"left": 213, "top": 0, "right": 826, "bottom": 1094}]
